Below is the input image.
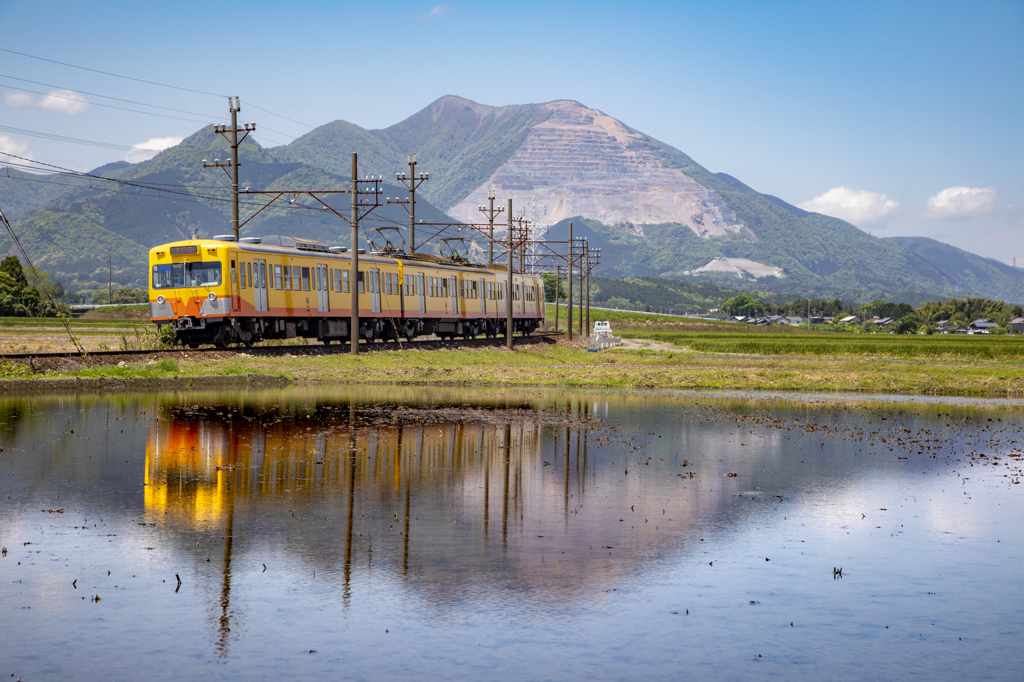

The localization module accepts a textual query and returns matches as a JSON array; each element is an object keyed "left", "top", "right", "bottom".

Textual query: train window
[
  {"left": 342, "top": 269, "right": 349, "bottom": 293},
  {"left": 245, "top": 262, "right": 251, "bottom": 288},
  {"left": 336, "top": 269, "right": 342, "bottom": 293},
  {"left": 302, "top": 267, "right": 310, "bottom": 291},
  {"left": 329, "top": 268, "right": 334, "bottom": 292},
  {"left": 230, "top": 260, "right": 237, "bottom": 285},
  {"left": 282, "top": 266, "right": 290, "bottom": 290},
  {"left": 291, "top": 267, "right": 299, "bottom": 291},
  {"left": 357, "top": 271, "right": 364, "bottom": 294},
  {"left": 273, "top": 265, "right": 281, "bottom": 290}
]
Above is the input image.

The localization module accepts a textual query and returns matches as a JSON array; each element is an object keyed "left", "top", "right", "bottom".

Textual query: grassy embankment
[
  {"left": 5, "top": 308, "right": 1024, "bottom": 396},
  {"left": 157, "top": 330, "right": 1024, "bottom": 396}
]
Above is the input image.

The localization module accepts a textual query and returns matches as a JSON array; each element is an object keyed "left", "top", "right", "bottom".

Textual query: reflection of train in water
[{"left": 148, "top": 235, "right": 546, "bottom": 348}]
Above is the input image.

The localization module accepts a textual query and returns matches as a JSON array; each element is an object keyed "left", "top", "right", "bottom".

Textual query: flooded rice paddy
[{"left": 1, "top": 387, "right": 1022, "bottom": 681}]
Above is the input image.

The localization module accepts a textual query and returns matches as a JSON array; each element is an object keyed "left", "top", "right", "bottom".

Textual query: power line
[
  {"left": 0, "top": 47, "right": 226, "bottom": 97},
  {"left": 0, "top": 124, "right": 159, "bottom": 153},
  {"left": 0, "top": 83, "right": 213, "bottom": 125},
  {"left": 0, "top": 73, "right": 224, "bottom": 119},
  {"left": 1, "top": 48, "right": 314, "bottom": 138}
]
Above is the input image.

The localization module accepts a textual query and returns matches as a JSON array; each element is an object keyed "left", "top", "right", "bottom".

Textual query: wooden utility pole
[
  {"left": 393, "top": 154, "right": 428, "bottom": 253},
  {"left": 478, "top": 189, "right": 503, "bottom": 264},
  {"left": 506, "top": 198, "right": 514, "bottom": 350},
  {"left": 351, "top": 152, "right": 360, "bottom": 355},
  {"left": 585, "top": 240, "right": 590, "bottom": 337},
  {"left": 578, "top": 238, "right": 584, "bottom": 336},
  {"left": 567, "top": 222, "right": 573, "bottom": 342},
  {"left": 554, "top": 265, "right": 561, "bottom": 332},
  {"left": 204, "top": 97, "right": 254, "bottom": 240}
]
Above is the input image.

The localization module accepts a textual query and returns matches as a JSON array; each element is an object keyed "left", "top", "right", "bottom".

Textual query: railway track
[{"left": 0, "top": 331, "right": 563, "bottom": 362}]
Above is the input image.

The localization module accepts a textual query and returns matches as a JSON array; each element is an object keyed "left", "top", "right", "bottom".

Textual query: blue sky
[{"left": 1, "top": 0, "right": 1021, "bottom": 263}]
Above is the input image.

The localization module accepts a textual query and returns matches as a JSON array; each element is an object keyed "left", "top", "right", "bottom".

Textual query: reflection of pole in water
[
  {"left": 343, "top": 400, "right": 357, "bottom": 605},
  {"left": 564, "top": 424, "right": 570, "bottom": 520},
  {"left": 483, "top": 431, "right": 490, "bottom": 538},
  {"left": 215, "top": 488, "right": 234, "bottom": 659},
  {"left": 502, "top": 423, "right": 510, "bottom": 548},
  {"left": 402, "top": 477, "right": 411, "bottom": 576}
]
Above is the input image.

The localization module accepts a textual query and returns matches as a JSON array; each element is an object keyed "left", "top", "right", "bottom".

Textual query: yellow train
[{"left": 148, "top": 234, "right": 545, "bottom": 347}]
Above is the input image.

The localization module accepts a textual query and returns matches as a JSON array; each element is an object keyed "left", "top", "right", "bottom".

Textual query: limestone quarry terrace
[{"left": 447, "top": 100, "right": 751, "bottom": 238}]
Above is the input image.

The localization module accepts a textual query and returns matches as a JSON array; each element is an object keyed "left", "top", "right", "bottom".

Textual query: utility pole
[
  {"left": 554, "top": 265, "right": 561, "bottom": 332},
  {"left": 567, "top": 222, "right": 573, "bottom": 342},
  {"left": 478, "top": 189, "right": 503, "bottom": 264},
  {"left": 578, "top": 238, "right": 584, "bottom": 337},
  {"left": 203, "top": 97, "right": 255, "bottom": 240},
  {"left": 392, "top": 154, "right": 428, "bottom": 253},
  {"left": 351, "top": 153, "right": 360, "bottom": 355},
  {"left": 506, "top": 198, "right": 514, "bottom": 350},
  {"left": 584, "top": 240, "right": 590, "bottom": 337}
]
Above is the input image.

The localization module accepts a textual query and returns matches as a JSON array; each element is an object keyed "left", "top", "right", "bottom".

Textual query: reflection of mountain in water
[{"left": 5, "top": 388, "right": 1009, "bottom": 659}]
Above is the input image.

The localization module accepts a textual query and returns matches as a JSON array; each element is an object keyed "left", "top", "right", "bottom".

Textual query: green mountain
[
  {"left": 0, "top": 126, "right": 457, "bottom": 292},
  {"left": 272, "top": 97, "right": 553, "bottom": 210},
  {"left": 4, "top": 95, "right": 1023, "bottom": 304},
  {"left": 270, "top": 96, "right": 1024, "bottom": 303}
]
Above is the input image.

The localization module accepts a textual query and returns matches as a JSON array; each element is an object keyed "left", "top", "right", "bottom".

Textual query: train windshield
[{"left": 152, "top": 262, "right": 222, "bottom": 289}]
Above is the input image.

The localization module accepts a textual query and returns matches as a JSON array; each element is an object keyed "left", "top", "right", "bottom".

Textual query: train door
[
  {"left": 417, "top": 273, "right": 425, "bottom": 314},
  {"left": 449, "top": 275, "right": 458, "bottom": 316},
  {"left": 370, "top": 269, "right": 381, "bottom": 313},
  {"left": 253, "top": 259, "right": 268, "bottom": 313},
  {"left": 229, "top": 251, "right": 240, "bottom": 312},
  {"left": 317, "top": 264, "right": 329, "bottom": 313},
  {"left": 479, "top": 278, "right": 486, "bottom": 315}
]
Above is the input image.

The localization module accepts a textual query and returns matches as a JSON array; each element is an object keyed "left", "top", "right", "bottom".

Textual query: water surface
[{"left": 2, "top": 387, "right": 1022, "bottom": 680}]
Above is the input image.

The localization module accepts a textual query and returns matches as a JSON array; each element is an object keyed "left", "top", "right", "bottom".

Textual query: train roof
[{"left": 150, "top": 237, "right": 541, "bottom": 278}]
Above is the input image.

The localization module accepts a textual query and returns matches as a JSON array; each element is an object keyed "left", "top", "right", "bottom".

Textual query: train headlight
[
  {"left": 208, "top": 292, "right": 217, "bottom": 301},
  {"left": 157, "top": 295, "right": 165, "bottom": 304}
]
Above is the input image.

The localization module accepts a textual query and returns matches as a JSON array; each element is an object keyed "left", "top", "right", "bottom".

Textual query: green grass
[
  {"left": 0, "top": 316, "right": 155, "bottom": 329},
  {"left": 622, "top": 329, "right": 1024, "bottom": 362},
  {"left": 544, "top": 304, "right": 701, "bottom": 331}
]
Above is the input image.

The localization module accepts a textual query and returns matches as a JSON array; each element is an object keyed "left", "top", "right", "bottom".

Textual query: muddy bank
[{"left": 0, "top": 372, "right": 289, "bottom": 395}]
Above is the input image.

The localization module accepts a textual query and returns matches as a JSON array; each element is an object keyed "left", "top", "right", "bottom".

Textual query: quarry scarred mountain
[{"left": 3, "top": 95, "right": 1023, "bottom": 303}]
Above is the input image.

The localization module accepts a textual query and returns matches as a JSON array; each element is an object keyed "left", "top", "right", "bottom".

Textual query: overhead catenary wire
[
  {"left": 0, "top": 47, "right": 226, "bottom": 97},
  {"left": 2, "top": 149, "right": 480, "bottom": 251},
  {"left": 0, "top": 48, "right": 313, "bottom": 137},
  {"left": 0, "top": 73, "right": 225, "bottom": 119},
  {"left": 0, "top": 206, "right": 87, "bottom": 356}
]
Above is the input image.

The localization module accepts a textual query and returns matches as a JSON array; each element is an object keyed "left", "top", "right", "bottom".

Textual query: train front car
[{"left": 149, "top": 239, "right": 235, "bottom": 348}]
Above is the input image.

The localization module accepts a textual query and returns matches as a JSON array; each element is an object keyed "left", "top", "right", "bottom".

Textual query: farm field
[{"left": 620, "top": 329, "right": 1024, "bottom": 362}]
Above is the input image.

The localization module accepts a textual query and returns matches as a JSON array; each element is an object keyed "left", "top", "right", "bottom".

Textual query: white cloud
[
  {"left": 124, "top": 136, "right": 185, "bottom": 163},
  {"left": 418, "top": 5, "right": 453, "bottom": 20},
  {"left": 797, "top": 186, "right": 899, "bottom": 225},
  {"left": 4, "top": 88, "right": 89, "bottom": 115},
  {"left": 3, "top": 92, "right": 35, "bottom": 108},
  {"left": 925, "top": 186, "right": 997, "bottom": 219},
  {"left": 0, "top": 134, "right": 29, "bottom": 157}
]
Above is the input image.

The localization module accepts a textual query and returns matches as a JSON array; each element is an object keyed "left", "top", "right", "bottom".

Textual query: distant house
[
  {"left": 810, "top": 316, "right": 826, "bottom": 325},
  {"left": 1010, "top": 317, "right": 1024, "bottom": 333},
  {"left": 787, "top": 317, "right": 803, "bottom": 326},
  {"left": 838, "top": 315, "right": 859, "bottom": 325},
  {"left": 871, "top": 317, "right": 894, "bottom": 327},
  {"left": 970, "top": 319, "right": 1000, "bottom": 331},
  {"left": 936, "top": 320, "right": 951, "bottom": 331}
]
